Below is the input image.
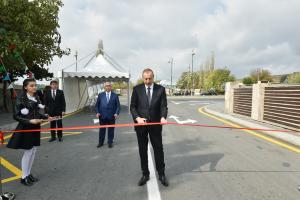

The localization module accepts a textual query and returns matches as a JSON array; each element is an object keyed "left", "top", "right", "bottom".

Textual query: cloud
[
  {"left": 193, "top": 0, "right": 300, "bottom": 77},
  {"left": 49, "top": 0, "right": 300, "bottom": 82}
]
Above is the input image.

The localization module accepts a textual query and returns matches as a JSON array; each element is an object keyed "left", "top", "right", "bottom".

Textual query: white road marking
[
  {"left": 170, "top": 100, "right": 181, "bottom": 105},
  {"left": 147, "top": 144, "right": 162, "bottom": 200},
  {"left": 169, "top": 115, "right": 197, "bottom": 124},
  {"left": 189, "top": 102, "right": 211, "bottom": 106},
  {"left": 171, "top": 100, "right": 213, "bottom": 105}
]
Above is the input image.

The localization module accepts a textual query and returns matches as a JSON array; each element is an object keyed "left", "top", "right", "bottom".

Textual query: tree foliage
[
  {"left": 176, "top": 68, "right": 235, "bottom": 94},
  {"left": 0, "top": 0, "right": 70, "bottom": 80},
  {"left": 242, "top": 76, "right": 254, "bottom": 85},
  {"left": 250, "top": 69, "right": 273, "bottom": 83},
  {"left": 204, "top": 68, "right": 235, "bottom": 94},
  {"left": 288, "top": 72, "right": 300, "bottom": 84}
]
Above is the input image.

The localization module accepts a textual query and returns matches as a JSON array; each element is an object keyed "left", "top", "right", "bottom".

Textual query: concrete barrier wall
[
  {"left": 225, "top": 82, "right": 300, "bottom": 131},
  {"left": 263, "top": 85, "right": 300, "bottom": 130}
]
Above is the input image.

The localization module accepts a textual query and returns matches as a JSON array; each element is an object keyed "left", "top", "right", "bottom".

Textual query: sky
[{"left": 49, "top": 0, "right": 300, "bottom": 83}]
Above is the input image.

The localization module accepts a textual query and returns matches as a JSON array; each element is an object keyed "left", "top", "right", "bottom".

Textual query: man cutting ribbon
[{"left": 130, "top": 68, "right": 169, "bottom": 187}]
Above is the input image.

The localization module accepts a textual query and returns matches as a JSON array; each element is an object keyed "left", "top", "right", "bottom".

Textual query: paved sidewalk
[{"left": 204, "top": 102, "right": 300, "bottom": 147}]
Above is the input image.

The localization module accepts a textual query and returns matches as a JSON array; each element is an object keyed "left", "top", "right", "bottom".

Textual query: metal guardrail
[
  {"left": 233, "top": 87, "right": 252, "bottom": 117},
  {"left": 264, "top": 86, "right": 300, "bottom": 130}
]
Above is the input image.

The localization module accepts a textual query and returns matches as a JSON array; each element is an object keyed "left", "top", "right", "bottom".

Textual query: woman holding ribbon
[{"left": 7, "top": 78, "right": 52, "bottom": 186}]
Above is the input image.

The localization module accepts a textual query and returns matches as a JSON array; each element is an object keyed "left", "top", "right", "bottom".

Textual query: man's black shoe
[
  {"left": 108, "top": 143, "right": 113, "bottom": 148},
  {"left": 58, "top": 138, "right": 63, "bottom": 142},
  {"left": 97, "top": 143, "right": 103, "bottom": 148},
  {"left": 48, "top": 138, "right": 56, "bottom": 142},
  {"left": 138, "top": 175, "right": 150, "bottom": 186},
  {"left": 159, "top": 175, "right": 169, "bottom": 187}
]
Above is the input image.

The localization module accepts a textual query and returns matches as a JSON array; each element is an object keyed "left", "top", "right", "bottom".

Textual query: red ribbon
[{"left": 0, "top": 122, "right": 298, "bottom": 134}]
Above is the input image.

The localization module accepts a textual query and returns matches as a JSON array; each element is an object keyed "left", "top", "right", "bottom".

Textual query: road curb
[{"left": 203, "top": 106, "right": 300, "bottom": 147}]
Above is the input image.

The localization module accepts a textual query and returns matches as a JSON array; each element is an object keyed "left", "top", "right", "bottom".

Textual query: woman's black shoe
[
  {"left": 20, "top": 177, "right": 33, "bottom": 186},
  {"left": 28, "top": 174, "right": 39, "bottom": 182}
]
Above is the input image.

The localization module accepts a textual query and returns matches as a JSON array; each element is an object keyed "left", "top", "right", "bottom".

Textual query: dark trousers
[
  {"left": 136, "top": 125, "right": 165, "bottom": 176},
  {"left": 99, "top": 118, "right": 115, "bottom": 144},
  {"left": 50, "top": 117, "right": 63, "bottom": 139}
]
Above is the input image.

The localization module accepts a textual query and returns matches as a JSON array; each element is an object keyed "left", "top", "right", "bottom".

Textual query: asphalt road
[{"left": 1, "top": 97, "right": 300, "bottom": 200}]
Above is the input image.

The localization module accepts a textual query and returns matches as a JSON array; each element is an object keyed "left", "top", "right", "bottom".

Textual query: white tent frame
[{"left": 57, "top": 41, "right": 131, "bottom": 114}]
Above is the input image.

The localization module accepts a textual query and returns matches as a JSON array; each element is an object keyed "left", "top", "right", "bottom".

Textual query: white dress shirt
[
  {"left": 106, "top": 91, "right": 111, "bottom": 102},
  {"left": 51, "top": 89, "right": 57, "bottom": 99},
  {"left": 145, "top": 84, "right": 154, "bottom": 97}
]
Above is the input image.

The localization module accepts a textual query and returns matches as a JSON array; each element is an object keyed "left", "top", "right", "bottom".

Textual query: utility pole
[{"left": 191, "top": 49, "right": 196, "bottom": 96}]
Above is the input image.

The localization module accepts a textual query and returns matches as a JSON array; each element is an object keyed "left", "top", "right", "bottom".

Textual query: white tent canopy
[{"left": 58, "top": 41, "right": 130, "bottom": 113}]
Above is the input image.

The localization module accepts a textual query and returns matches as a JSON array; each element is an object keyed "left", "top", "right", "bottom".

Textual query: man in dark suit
[
  {"left": 130, "top": 68, "right": 169, "bottom": 187},
  {"left": 95, "top": 82, "right": 120, "bottom": 148},
  {"left": 45, "top": 80, "right": 66, "bottom": 142}
]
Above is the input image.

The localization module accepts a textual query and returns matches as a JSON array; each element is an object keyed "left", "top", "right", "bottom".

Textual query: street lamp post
[{"left": 191, "top": 49, "right": 196, "bottom": 96}]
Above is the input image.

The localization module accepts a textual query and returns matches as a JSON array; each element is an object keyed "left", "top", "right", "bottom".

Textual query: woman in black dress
[{"left": 7, "top": 78, "right": 52, "bottom": 186}]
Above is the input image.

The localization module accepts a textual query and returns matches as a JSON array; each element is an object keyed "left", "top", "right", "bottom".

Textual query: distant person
[
  {"left": 95, "top": 82, "right": 120, "bottom": 148},
  {"left": 7, "top": 78, "right": 52, "bottom": 186},
  {"left": 45, "top": 80, "right": 66, "bottom": 142},
  {"left": 130, "top": 68, "right": 169, "bottom": 187}
]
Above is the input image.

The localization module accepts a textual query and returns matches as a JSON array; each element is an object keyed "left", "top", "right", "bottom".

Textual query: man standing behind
[
  {"left": 95, "top": 82, "right": 120, "bottom": 148},
  {"left": 130, "top": 68, "right": 169, "bottom": 187},
  {"left": 45, "top": 80, "right": 66, "bottom": 142}
]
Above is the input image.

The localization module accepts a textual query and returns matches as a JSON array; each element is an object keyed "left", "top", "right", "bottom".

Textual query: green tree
[
  {"left": 176, "top": 72, "right": 192, "bottom": 89},
  {"left": 0, "top": 0, "right": 70, "bottom": 79},
  {"left": 288, "top": 72, "right": 300, "bottom": 84},
  {"left": 112, "top": 81, "right": 128, "bottom": 90},
  {"left": 204, "top": 68, "right": 235, "bottom": 94},
  {"left": 136, "top": 78, "right": 144, "bottom": 85},
  {"left": 280, "top": 74, "right": 288, "bottom": 83},
  {"left": 250, "top": 69, "right": 273, "bottom": 83},
  {"left": 242, "top": 76, "right": 254, "bottom": 85}
]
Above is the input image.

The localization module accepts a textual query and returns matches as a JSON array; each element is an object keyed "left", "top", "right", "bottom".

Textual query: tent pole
[{"left": 127, "top": 78, "right": 130, "bottom": 114}]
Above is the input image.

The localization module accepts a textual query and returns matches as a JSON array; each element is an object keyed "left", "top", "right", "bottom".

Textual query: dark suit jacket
[
  {"left": 45, "top": 89, "right": 66, "bottom": 116},
  {"left": 95, "top": 92, "right": 120, "bottom": 120},
  {"left": 130, "top": 83, "right": 168, "bottom": 124},
  {"left": 7, "top": 92, "right": 48, "bottom": 150}
]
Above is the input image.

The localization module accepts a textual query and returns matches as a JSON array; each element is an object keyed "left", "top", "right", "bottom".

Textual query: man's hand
[
  {"left": 62, "top": 112, "right": 66, "bottom": 116},
  {"left": 114, "top": 114, "right": 118, "bottom": 119},
  {"left": 29, "top": 119, "right": 43, "bottom": 125},
  {"left": 136, "top": 117, "right": 147, "bottom": 124},
  {"left": 160, "top": 117, "right": 167, "bottom": 124},
  {"left": 48, "top": 116, "right": 54, "bottom": 122},
  {"left": 96, "top": 113, "right": 101, "bottom": 118}
]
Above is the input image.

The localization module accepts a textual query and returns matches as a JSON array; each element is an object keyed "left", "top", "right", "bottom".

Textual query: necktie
[
  {"left": 52, "top": 90, "right": 56, "bottom": 100},
  {"left": 106, "top": 93, "right": 110, "bottom": 104},
  {"left": 147, "top": 87, "right": 151, "bottom": 105}
]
